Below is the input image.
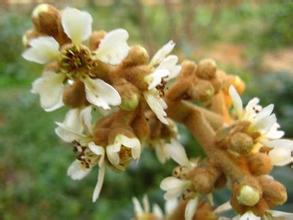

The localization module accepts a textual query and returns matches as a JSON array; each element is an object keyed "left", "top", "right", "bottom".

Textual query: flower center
[
  {"left": 118, "top": 146, "right": 132, "bottom": 167},
  {"left": 60, "top": 44, "right": 92, "bottom": 78},
  {"left": 73, "top": 141, "right": 98, "bottom": 168}
]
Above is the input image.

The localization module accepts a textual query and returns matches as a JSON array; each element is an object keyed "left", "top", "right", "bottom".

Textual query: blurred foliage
[{"left": 0, "top": 1, "right": 292, "bottom": 219}]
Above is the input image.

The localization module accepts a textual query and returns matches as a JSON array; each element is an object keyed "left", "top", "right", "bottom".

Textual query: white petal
[
  {"left": 214, "top": 202, "right": 232, "bottom": 214},
  {"left": 229, "top": 85, "right": 243, "bottom": 118},
  {"left": 61, "top": 7, "right": 92, "bottom": 45},
  {"left": 143, "top": 195, "right": 150, "bottom": 213},
  {"left": 265, "top": 139, "right": 293, "bottom": 149},
  {"left": 166, "top": 140, "right": 190, "bottom": 167},
  {"left": 22, "top": 36, "right": 60, "bottom": 64},
  {"left": 144, "top": 91, "right": 168, "bottom": 124},
  {"left": 80, "top": 106, "right": 93, "bottom": 134},
  {"left": 165, "top": 198, "right": 178, "bottom": 216},
  {"left": 92, "top": 163, "right": 106, "bottom": 202},
  {"left": 115, "top": 135, "right": 141, "bottom": 159},
  {"left": 185, "top": 198, "right": 198, "bottom": 220},
  {"left": 95, "top": 29, "right": 129, "bottom": 65},
  {"left": 155, "top": 141, "right": 170, "bottom": 164},
  {"left": 106, "top": 144, "right": 121, "bottom": 166},
  {"left": 265, "top": 123, "right": 284, "bottom": 139},
  {"left": 62, "top": 109, "right": 83, "bottom": 132},
  {"left": 151, "top": 40, "right": 175, "bottom": 66},
  {"left": 67, "top": 160, "right": 91, "bottom": 180},
  {"left": 269, "top": 148, "right": 293, "bottom": 166},
  {"left": 244, "top": 97, "right": 260, "bottom": 120},
  {"left": 157, "top": 55, "right": 181, "bottom": 80},
  {"left": 88, "top": 142, "right": 104, "bottom": 155},
  {"left": 55, "top": 122, "right": 86, "bottom": 143},
  {"left": 253, "top": 104, "right": 274, "bottom": 123},
  {"left": 239, "top": 212, "right": 261, "bottom": 220},
  {"left": 269, "top": 210, "right": 293, "bottom": 219},
  {"left": 160, "top": 177, "right": 187, "bottom": 199},
  {"left": 31, "top": 72, "right": 65, "bottom": 111},
  {"left": 146, "top": 69, "right": 170, "bottom": 90},
  {"left": 255, "top": 114, "right": 276, "bottom": 132},
  {"left": 83, "top": 77, "right": 121, "bottom": 109},
  {"left": 132, "top": 197, "right": 143, "bottom": 215},
  {"left": 153, "top": 204, "right": 164, "bottom": 219}
]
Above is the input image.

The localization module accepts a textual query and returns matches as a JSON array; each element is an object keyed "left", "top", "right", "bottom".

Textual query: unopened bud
[
  {"left": 189, "top": 80, "right": 214, "bottom": 102},
  {"left": 248, "top": 153, "right": 272, "bottom": 176},
  {"left": 197, "top": 59, "right": 217, "bottom": 79},
  {"left": 89, "top": 31, "right": 106, "bottom": 50},
  {"left": 237, "top": 185, "right": 260, "bottom": 206},
  {"left": 121, "top": 93, "right": 140, "bottom": 111},
  {"left": 32, "top": 4, "right": 60, "bottom": 37},
  {"left": 229, "top": 132, "right": 254, "bottom": 154},
  {"left": 122, "top": 45, "right": 149, "bottom": 67}
]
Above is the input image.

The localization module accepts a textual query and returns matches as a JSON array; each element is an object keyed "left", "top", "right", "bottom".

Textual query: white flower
[
  {"left": 266, "top": 139, "right": 293, "bottom": 166},
  {"left": 185, "top": 198, "right": 199, "bottom": 220},
  {"left": 229, "top": 86, "right": 282, "bottom": 139},
  {"left": 23, "top": 7, "right": 129, "bottom": 111},
  {"left": 55, "top": 106, "right": 106, "bottom": 202},
  {"left": 106, "top": 134, "right": 141, "bottom": 169},
  {"left": 144, "top": 41, "right": 181, "bottom": 124},
  {"left": 234, "top": 211, "right": 261, "bottom": 220},
  {"left": 132, "top": 195, "right": 164, "bottom": 220},
  {"left": 160, "top": 176, "right": 190, "bottom": 200}
]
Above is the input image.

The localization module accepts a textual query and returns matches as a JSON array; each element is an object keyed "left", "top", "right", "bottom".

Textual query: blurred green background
[{"left": 0, "top": 0, "right": 292, "bottom": 219}]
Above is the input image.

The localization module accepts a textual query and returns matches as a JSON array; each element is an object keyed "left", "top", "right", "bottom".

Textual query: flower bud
[
  {"left": 197, "top": 59, "right": 217, "bottom": 80},
  {"left": 63, "top": 80, "right": 88, "bottom": 108},
  {"left": 229, "top": 132, "right": 254, "bottom": 155},
  {"left": 237, "top": 185, "right": 260, "bottom": 206},
  {"left": 122, "top": 45, "right": 149, "bottom": 67},
  {"left": 32, "top": 4, "right": 60, "bottom": 37},
  {"left": 188, "top": 80, "right": 215, "bottom": 102},
  {"left": 121, "top": 93, "right": 140, "bottom": 111},
  {"left": 248, "top": 153, "right": 272, "bottom": 176},
  {"left": 89, "top": 31, "right": 106, "bottom": 50},
  {"left": 22, "top": 30, "right": 40, "bottom": 47}
]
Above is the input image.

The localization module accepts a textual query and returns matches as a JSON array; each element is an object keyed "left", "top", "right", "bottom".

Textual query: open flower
[
  {"left": 132, "top": 195, "right": 164, "bottom": 220},
  {"left": 55, "top": 106, "right": 106, "bottom": 202},
  {"left": 144, "top": 41, "right": 181, "bottom": 124},
  {"left": 160, "top": 140, "right": 199, "bottom": 220},
  {"left": 23, "top": 7, "right": 129, "bottom": 111},
  {"left": 106, "top": 134, "right": 141, "bottom": 170}
]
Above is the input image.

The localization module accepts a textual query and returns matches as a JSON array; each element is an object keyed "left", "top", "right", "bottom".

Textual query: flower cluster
[{"left": 23, "top": 3, "right": 292, "bottom": 219}]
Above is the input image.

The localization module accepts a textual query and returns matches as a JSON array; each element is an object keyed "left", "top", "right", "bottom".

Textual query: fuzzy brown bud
[
  {"left": 197, "top": 59, "right": 217, "bottom": 80},
  {"left": 188, "top": 80, "right": 215, "bottom": 102},
  {"left": 229, "top": 132, "right": 254, "bottom": 155},
  {"left": 259, "top": 176, "right": 287, "bottom": 207},
  {"left": 89, "top": 31, "right": 106, "bottom": 50},
  {"left": 248, "top": 153, "right": 272, "bottom": 176},
  {"left": 63, "top": 80, "right": 88, "bottom": 108},
  {"left": 122, "top": 45, "right": 149, "bottom": 67},
  {"left": 32, "top": 4, "right": 60, "bottom": 37}
]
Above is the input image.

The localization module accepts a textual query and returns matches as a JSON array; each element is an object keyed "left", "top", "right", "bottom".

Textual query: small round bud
[
  {"left": 120, "top": 93, "right": 140, "bottom": 111},
  {"left": 229, "top": 132, "right": 254, "bottom": 154},
  {"left": 122, "top": 45, "right": 149, "bottom": 66},
  {"left": 197, "top": 59, "right": 217, "bottom": 79},
  {"left": 189, "top": 80, "right": 215, "bottom": 102},
  {"left": 248, "top": 153, "right": 272, "bottom": 176},
  {"left": 237, "top": 185, "right": 260, "bottom": 206},
  {"left": 32, "top": 4, "right": 60, "bottom": 37}
]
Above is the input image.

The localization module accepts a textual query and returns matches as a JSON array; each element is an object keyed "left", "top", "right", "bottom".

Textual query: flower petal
[
  {"left": 132, "top": 197, "right": 143, "bottom": 216},
  {"left": 146, "top": 68, "right": 170, "bottom": 90},
  {"left": 153, "top": 204, "right": 164, "bottom": 219},
  {"left": 106, "top": 144, "right": 121, "bottom": 166},
  {"left": 160, "top": 177, "right": 187, "bottom": 200},
  {"left": 157, "top": 55, "right": 181, "bottom": 80},
  {"left": 151, "top": 40, "right": 175, "bottom": 66},
  {"left": 55, "top": 122, "right": 86, "bottom": 143},
  {"left": 67, "top": 160, "right": 91, "bottom": 180},
  {"left": 83, "top": 77, "right": 121, "bottom": 109},
  {"left": 143, "top": 195, "right": 150, "bottom": 213},
  {"left": 229, "top": 85, "right": 243, "bottom": 118},
  {"left": 61, "top": 7, "right": 92, "bottom": 44},
  {"left": 88, "top": 142, "right": 105, "bottom": 160},
  {"left": 95, "top": 29, "right": 129, "bottom": 65},
  {"left": 92, "top": 163, "right": 106, "bottom": 202},
  {"left": 269, "top": 147, "right": 293, "bottom": 166},
  {"left": 185, "top": 198, "right": 198, "bottom": 220},
  {"left": 22, "top": 36, "right": 60, "bottom": 64},
  {"left": 80, "top": 106, "right": 93, "bottom": 134},
  {"left": 166, "top": 140, "right": 190, "bottom": 167},
  {"left": 31, "top": 72, "right": 65, "bottom": 111},
  {"left": 239, "top": 212, "right": 261, "bottom": 220},
  {"left": 144, "top": 91, "right": 168, "bottom": 124}
]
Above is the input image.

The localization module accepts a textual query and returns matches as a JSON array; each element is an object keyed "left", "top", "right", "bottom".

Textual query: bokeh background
[{"left": 0, "top": 0, "right": 292, "bottom": 219}]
